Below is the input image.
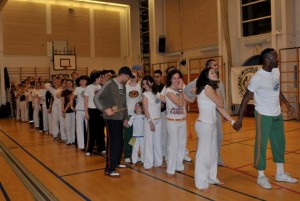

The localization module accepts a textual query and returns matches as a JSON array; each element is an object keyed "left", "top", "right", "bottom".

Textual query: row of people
[{"left": 10, "top": 48, "right": 297, "bottom": 192}]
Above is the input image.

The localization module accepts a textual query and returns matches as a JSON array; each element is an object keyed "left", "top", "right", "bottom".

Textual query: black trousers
[
  {"left": 28, "top": 101, "right": 33, "bottom": 122},
  {"left": 86, "top": 108, "right": 105, "bottom": 153},
  {"left": 39, "top": 104, "right": 43, "bottom": 131},
  {"left": 105, "top": 119, "right": 124, "bottom": 172}
]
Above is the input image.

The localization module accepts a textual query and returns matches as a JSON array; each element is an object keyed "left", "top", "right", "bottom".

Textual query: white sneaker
[
  {"left": 275, "top": 172, "right": 298, "bottom": 183},
  {"left": 183, "top": 156, "right": 192, "bottom": 162},
  {"left": 85, "top": 152, "right": 91, "bottom": 156},
  {"left": 124, "top": 158, "right": 131, "bottom": 163},
  {"left": 257, "top": 176, "right": 272, "bottom": 189},
  {"left": 117, "top": 164, "right": 127, "bottom": 168}
]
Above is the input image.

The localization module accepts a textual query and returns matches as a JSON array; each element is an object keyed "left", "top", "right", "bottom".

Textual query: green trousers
[{"left": 254, "top": 110, "right": 285, "bottom": 170}]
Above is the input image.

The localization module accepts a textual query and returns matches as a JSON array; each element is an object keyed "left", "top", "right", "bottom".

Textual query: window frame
[{"left": 241, "top": 0, "right": 272, "bottom": 37}]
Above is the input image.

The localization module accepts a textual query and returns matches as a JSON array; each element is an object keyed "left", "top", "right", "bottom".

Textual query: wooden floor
[{"left": 0, "top": 114, "right": 299, "bottom": 201}]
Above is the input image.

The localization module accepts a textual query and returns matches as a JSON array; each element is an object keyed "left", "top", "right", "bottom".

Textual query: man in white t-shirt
[
  {"left": 124, "top": 72, "right": 142, "bottom": 163},
  {"left": 234, "top": 48, "right": 297, "bottom": 189}
]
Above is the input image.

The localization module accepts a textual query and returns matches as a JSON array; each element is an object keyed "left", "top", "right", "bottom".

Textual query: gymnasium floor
[{"left": 0, "top": 113, "right": 299, "bottom": 201}]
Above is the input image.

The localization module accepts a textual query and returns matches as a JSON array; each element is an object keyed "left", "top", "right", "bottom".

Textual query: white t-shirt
[
  {"left": 126, "top": 83, "right": 142, "bottom": 115},
  {"left": 165, "top": 88, "right": 186, "bottom": 119},
  {"left": 38, "top": 89, "right": 47, "bottom": 105},
  {"left": 197, "top": 86, "right": 217, "bottom": 123},
  {"left": 248, "top": 68, "right": 281, "bottom": 116},
  {"left": 84, "top": 84, "right": 101, "bottom": 109},
  {"left": 128, "top": 114, "right": 145, "bottom": 137},
  {"left": 74, "top": 86, "right": 86, "bottom": 111},
  {"left": 32, "top": 89, "right": 40, "bottom": 105},
  {"left": 45, "top": 83, "right": 61, "bottom": 106},
  {"left": 143, "top": 91, "right": 161, "bottom": 119}
]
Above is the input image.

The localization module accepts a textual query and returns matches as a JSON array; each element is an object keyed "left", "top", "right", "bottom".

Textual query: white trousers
[
  {"left": 143, "top": 119, "right": 162, "bottom": 169},
  {"left": 64, "top": 112, "right": 75, "bottom": 144},
  {"left": 19, "top": 101, "right": 27, "bottom": 122},
  {"left": 166, "top": 120, "right": 187, "bottom": 174},
  {"left": 33, "top": 103, "right": 40, "bottom": 128},
  {"left": 160, "top": 111, "right": 168, "bottom": 159},
  {"left": 47, "top": 112, "right": 53, "bottom": 134},
  {"left": 76, "top": 111, "right": 87, "bottom": 149},
  {"left": 42, "top": 104, "right": 49, "bottom": 132},
  {"left": 131, "top": 137, "right": 144, "bottom": 164},
  {"left": 195, "top": 121, "right": 218, "bottom": 190},
  {"left": 51, "top": 104, "right": 66, "bottom": 139}
]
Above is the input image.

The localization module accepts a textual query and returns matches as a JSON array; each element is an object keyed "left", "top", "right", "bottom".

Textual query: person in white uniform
[
  {"left": 73, "top": 75, "right": 89, "bottom": 150},
  {"left": 184, "top": 59, "right": 226, "bottom": 166},
  {"left": 164, "top": 69, "right": 194, "bottom": 177},
  {"left": 141, "top": 76, "right": 163, "bottom": 170},
  {"left": 194, "top": 67, "right": 235, "bottom": 192},
  {"left": 32, "top": 82, "right": 41, "bottom": 129},
  {"left": 127, "top": 102, "right": 145, "bottom": 164},
  {"left": 37, "top": 82, "right": 48, "bottom": 133},
  {"left": 45, "top": 79, "right": 66, "bottom": 141},
  {"left": 61, "top": 79, "right": 75, "bottom": 145},
  {"left": 124, "top": 71, "right": 142, "bottom": 163},
  {"left": 161, "top": 66, "right": 193, "bottom": 163}
]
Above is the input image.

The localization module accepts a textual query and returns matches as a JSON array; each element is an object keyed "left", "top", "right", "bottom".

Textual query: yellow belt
[{"left": 167, "top": 117, "right": 186, "bottom": 121}]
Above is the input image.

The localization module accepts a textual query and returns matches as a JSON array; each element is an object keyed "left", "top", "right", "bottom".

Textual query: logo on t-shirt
[
  {"left": 129, "top": 90, "right": 140, "bottom": 98},
  {"left": 170, "top": 107, "right": 184, "bottom": 115},
  {"left": 81, "top": 90, "right": 85, "bottom": 97},
  {"left": 273, "top": 79, "right": 279, "bottom": 91},
  {"left": 155, "top": 97, "right": 160, "bottom": 104}
]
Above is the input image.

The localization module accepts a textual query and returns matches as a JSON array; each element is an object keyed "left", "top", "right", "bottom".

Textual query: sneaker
[
  {"left": 117, "top": 164, "right": 127, "bottom": 168},
  {"left": 101, "top": 150, "right": 106, "bottom": 155},
  {"left": 183, "top": 156, "right": 192, "bottom": 162},
  {"left": 105, "top": 171, "right": 120, "bottom": 178},
  {"left": 124, "top": 158, "right": 131, "bottom": 163},
  {"left": 275, "top": 172, "right": 298, "bottom": 183},
  {"left": 257, "top": 176, "right": 272, "bottom": 189},
  {"left": 85, "top": 152, "right": 91, "bottom": 156}
]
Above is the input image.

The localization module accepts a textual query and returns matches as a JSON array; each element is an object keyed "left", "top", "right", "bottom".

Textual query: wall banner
[{"left": 231, "top": 65, "right": 261, "bottom": 104}]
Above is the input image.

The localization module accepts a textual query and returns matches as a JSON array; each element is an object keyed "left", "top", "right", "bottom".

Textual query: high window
[{"left": 241, "top": 0, "right": 271, "bottom": 37}]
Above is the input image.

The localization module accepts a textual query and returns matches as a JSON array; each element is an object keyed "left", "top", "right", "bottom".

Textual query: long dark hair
[
  {"left": 166, "top": 69, "right": 183, "bottom": 87},
  {"left": 89, "top": 70, "right": 101, "bottom": 85},
  {"left": 196, "top": 67, "right": 219, "bottom": 94},
  {"left": 141, "top": 76, "right": 159, "bottom": 95}
]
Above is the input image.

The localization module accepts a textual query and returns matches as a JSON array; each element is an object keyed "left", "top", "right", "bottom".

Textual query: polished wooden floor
[{"left": 0, "top": 114, "right": 299, "bottom": 201}]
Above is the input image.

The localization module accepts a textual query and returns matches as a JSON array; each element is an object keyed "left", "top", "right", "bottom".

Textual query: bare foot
[{"left": 166, "top": 173, "right": 174, "bottom": 178}]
